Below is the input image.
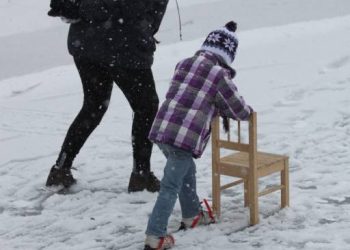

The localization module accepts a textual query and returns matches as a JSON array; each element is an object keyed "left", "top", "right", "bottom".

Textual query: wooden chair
[{"left": 211, "top": 112, "right": 289, "bottom": 225}]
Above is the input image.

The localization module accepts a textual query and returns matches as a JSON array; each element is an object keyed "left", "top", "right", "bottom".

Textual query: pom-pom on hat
[{"left": 201, "top": 21, "right": 239, "bottom": 65}]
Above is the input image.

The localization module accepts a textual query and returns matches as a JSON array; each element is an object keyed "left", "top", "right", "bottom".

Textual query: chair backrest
[{"left": 211, "top": 112, "right": 258, "bottom": 169}]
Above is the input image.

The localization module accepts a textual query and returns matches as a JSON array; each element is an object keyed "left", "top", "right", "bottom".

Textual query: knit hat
[{"left": 201, "top": 21, "right": 239, "bottom": 65}]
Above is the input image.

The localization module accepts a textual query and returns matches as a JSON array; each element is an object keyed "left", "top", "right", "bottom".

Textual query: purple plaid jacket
[{"left": 149, "top": 50, "right": 252, "bottom": 158}]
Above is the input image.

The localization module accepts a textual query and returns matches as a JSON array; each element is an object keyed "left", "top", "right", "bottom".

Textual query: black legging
[{"left": 56, "top": 57, "right": 159, "bottom": 173}]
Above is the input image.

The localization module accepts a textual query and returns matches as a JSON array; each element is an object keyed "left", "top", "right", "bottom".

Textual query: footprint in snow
[
  {"left": 319, "top": 55, "right": 350, "bottom": 74},
  {"left": 327, "top": 56, "right": 350, "bottom": 69},
  {"left": 273, "top": 88, "right": 307, "bottom": 108},
  {"left": 10, "top": 82, "right": 42, "bottom": 97}
]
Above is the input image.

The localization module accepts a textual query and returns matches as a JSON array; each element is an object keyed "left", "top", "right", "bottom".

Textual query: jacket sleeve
[
  {"left": 215, "top": 71, "right": 252, "bottom": 121},
  {"left": 79, "top": 0, "right": 122, "bottom": 23},
  {"left": 148, "top": 0, "right": 169, "bottom": 35}
]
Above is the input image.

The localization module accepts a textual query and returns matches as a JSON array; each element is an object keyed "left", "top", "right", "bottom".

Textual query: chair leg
[
  {"left": 212, "top": 171, "right": 221, "bottom": 218},
  {"left": 249, "top": 173, "right": 259, "bottom": 225},
  {"left": 244, "top": 179, "right": 249, "bottom": 207},
  {"left": 281, "top": 159, "right": 290, "bottom": 208}
]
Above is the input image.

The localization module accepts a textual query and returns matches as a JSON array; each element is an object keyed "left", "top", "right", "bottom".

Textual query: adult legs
[
  {"left": 111, "top": 67, "right": 159, "bottom": 173},
  {"left": 55, "top": 57, "right": 113, "bottom": 169}
]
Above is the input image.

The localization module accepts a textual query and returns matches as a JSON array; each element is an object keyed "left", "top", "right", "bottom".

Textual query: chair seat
[{"left": 220, "top": 152, "right": 288, "bottom": 178}]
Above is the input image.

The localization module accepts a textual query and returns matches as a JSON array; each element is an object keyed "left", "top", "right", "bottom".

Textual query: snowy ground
[{"left": 1, "top": 1, "right": 350, "bottom": 250}]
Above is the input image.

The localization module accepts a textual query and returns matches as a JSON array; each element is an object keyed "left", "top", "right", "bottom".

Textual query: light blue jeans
[{"left": 146, "top": 143, "right": 201, "bottom": 237}]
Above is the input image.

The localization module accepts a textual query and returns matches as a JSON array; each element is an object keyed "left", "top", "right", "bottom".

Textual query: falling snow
[{"left": 1, "top": 0, "right": 350, "bottom": 250}]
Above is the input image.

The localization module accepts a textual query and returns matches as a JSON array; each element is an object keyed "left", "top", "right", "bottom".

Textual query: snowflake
[
  {"left": 207, "top": 33, "right": 221, "bottom": 43},
  {"left": 223, "top": 38, "right": 236, "bottom": 52}
]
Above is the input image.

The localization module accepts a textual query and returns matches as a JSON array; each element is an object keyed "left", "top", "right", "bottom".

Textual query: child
[{"left": 144, "top": 21, "right": 253, "bottom": 250}]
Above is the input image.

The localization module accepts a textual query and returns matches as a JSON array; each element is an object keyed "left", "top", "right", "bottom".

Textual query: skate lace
[
  {"left": 186, "top": 199, "right": 216, "bottom": 228},
  {"left": 157, "top": 235, "right": 175, "bottom": 250}
]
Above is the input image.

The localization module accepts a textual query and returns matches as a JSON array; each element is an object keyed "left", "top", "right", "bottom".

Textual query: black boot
[
  {"left": 46, "top": 165, "right": 77, "bottom": 188},
  {"left": 128, "top": 171, "right": 160, "bottom": 193}
]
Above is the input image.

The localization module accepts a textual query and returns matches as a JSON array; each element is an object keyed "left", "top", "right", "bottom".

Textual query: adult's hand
[
  {"left": 48, "top": 0, "right": 63, "bottom": 17},
  {"left": 48, "top": 0, "right": 81, "bottom": 20}
]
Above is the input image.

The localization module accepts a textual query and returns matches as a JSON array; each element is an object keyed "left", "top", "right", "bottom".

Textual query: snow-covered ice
[{"left": 1, "top": 1, "right": 350, "bottom": 250}]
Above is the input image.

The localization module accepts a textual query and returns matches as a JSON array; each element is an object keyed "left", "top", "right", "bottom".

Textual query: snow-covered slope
[
  {"left": 1, "top": 0, "right": 350, "bottom": 80},
  {"left": 1, "top": 13, "right": 350, "bottom": 249}
]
